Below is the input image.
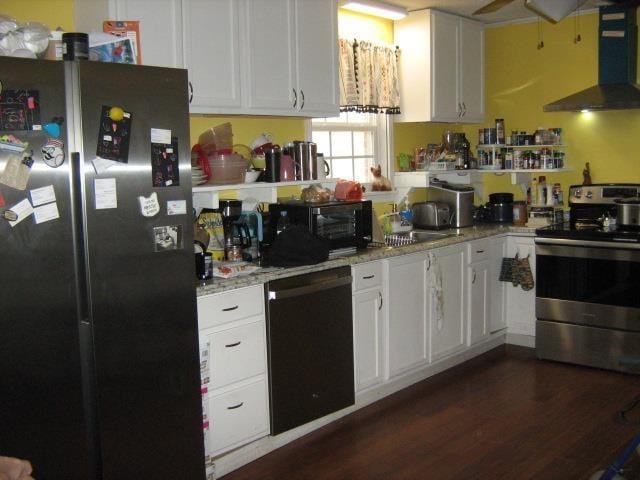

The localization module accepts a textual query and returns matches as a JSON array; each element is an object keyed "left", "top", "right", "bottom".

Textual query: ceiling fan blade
[{"left": 473, "top": 0, "right": 516, "bottom": 15}]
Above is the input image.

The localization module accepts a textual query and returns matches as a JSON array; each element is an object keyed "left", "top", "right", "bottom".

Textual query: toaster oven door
[{"left": 312, "top": 203, "right": 367, "bottom": 249}]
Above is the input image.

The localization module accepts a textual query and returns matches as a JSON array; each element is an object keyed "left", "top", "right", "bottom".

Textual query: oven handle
[
  {"left": 312, "top": 203, "right": 362, "bottom": 215},
  {"left": 535, "top": 237, "right": 640, "bottom": 250}
]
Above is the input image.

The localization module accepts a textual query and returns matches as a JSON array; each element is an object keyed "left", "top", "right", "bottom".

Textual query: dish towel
[{"left": 428, "top": 253, "right": 445, "bottom": 331}]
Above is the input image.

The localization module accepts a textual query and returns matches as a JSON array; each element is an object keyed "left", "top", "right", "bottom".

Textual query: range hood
[{"left": 544, "top": 4, "right": 640, "bottom": 112}]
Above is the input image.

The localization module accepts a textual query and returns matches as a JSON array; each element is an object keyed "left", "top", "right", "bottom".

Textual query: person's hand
[{"left": 0, "top": 456, "right": 34, "bottom": 480}]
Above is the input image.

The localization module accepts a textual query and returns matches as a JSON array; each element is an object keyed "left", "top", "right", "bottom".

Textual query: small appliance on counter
[
  {"left": 427, "top": 180, "right": 475, "bottom": 227},
  {"left": 265, "top": 200, "right": 373, "bottom": 254},
  {"left": 411, "top": 201, "right": 451, "bottom": 230},
  {"left": 475, "top": 192, "right": 514, "bottom": 224}
]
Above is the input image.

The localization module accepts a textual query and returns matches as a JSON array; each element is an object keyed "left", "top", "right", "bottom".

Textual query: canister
[{"left": 62, "top": 32, "right": 89, "bottom": 60}]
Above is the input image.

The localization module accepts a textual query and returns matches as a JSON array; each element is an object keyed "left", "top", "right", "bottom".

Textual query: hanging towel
[{"left": 428, "top": 253, "right": 445, "bottom": 331}]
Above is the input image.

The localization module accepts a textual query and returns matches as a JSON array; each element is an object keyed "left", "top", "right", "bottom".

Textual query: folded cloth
[{"left": 268, "top": 225, "right": 330, "bottom": 267}]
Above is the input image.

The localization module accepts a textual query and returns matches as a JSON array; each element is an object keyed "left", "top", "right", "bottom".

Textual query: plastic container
[{"left": 207, "top": 153, "right": 246, "bottom": 185}]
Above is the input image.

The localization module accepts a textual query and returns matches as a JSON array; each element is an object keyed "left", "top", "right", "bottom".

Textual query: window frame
[{"left": 307, "top": 113, "right": 393, "bottom": 186}]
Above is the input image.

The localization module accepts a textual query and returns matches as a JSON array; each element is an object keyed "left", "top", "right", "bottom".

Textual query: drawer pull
[
  {"left": 476, "top": 250, "right": 485, "bottom": 253},
  {"left": 227, "top": 402, "right": 244, "bottom": 410},
  {"left": 222, "top": 305, "right": 239, "bottom": 312},
  {"left": 362, "top": 274, "right": 375, "bottom": 280},
  {"left": 225, "top": 341, "right": 241, "bottom": 348}
]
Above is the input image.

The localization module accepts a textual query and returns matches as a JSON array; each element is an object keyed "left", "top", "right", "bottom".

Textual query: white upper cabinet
[
  {"left": 182, "top": 0, "right": 243, "bottom": 112},
  {"left": 395, "top": 9, "right": 484, "bottom": 123},
  {"left": 74, "top": 0, "right": 183, "bottom": 68},
  {"left": 293, "top": 0, "right": 339, "bottom": 117},
  {"left": 245, "top": 0, "right": 339, "bottom": 117},
  {"left": 244, "top": 0, "right": 297, "bottom": 113},
  {"left": 74, "top": 0, "right": 338, "bottom": 117}
]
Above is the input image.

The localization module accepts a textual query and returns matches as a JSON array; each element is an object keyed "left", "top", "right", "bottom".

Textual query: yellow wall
[
  {"left": 0, "top": 0, "right": 73, "bottom": 31},
  {"left": 466, "top": 12, "right": 640, "bottom": 201}
]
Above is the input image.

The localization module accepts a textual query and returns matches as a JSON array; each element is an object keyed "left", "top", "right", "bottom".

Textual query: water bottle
[{"left": 276, "top": 211, "right": 290, "bottom": 236}]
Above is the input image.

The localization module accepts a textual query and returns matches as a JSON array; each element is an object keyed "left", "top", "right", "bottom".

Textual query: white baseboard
[{"left": 506, "top": 332, "right": 535, "bottom": 348}]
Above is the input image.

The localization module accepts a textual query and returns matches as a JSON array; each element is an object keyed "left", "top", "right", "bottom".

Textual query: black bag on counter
[{"left": 267, "top": 224, "right": 330, "bottom": 267}]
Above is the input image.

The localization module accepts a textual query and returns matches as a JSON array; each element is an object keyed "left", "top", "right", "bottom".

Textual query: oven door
[{"left": 535, "top": 238, "right": 640, "bottom": 371}]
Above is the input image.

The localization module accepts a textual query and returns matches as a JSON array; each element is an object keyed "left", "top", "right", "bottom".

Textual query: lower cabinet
[
  {"left": 468, "top": 259, "right": 489, "bottom": 345},
  {"left": 387, "top": 252, "right": 429, "bottom": 377},
  {"left": 505, "top": 235, "right": 537, "bottom": 338},
  {"left": 430, "top": 244, "right": 467, "bottom": 360},
  {"left": 353, "top": 288, "right": 385, "bottom": 392},
  {"left": 488, "top": 236, "right": 507, "bottom": 333},
  {"left": 198, "top": 285, "right": 270, "bottom": 459},
  {"left": 205, "top": 378, "right": 270, "bottom": 458}
]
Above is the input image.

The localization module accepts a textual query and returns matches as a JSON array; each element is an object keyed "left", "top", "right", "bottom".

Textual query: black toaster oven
[{"left": 267, "top": 200, "right": 372, "bottom": 251}]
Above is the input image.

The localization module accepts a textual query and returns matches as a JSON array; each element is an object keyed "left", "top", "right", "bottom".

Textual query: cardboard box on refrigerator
[{"left": 103, "top": 20, "right": 142, "bottom": 64}]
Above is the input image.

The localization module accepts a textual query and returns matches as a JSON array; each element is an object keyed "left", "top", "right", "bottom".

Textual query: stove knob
[
  {"left": 586, "top": 191, "right": 593, "bottom": 199},
  {"left": 574, "top": 189, "right": 582, "bottom": 198}
]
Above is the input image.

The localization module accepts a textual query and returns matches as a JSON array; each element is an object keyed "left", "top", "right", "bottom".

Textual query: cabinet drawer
[
  {"left": 352, "top": 261, "right": 383, "bottom": 292},
  {"left": 468, "top": 238, "right": 489, "bottom": 263},
  {"left": 198, "top": 284, "right": 264, "bottom": 329},
  {"left": 208, "top": 379, "right": 270, "bottom": 456},
  {"left": 207, "top": 321, "right": 266, "bottom": 389}
]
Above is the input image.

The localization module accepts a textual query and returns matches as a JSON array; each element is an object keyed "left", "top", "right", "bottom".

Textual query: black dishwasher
[{"left": 265, "top": 266, "right": 355, "bottom": 435}]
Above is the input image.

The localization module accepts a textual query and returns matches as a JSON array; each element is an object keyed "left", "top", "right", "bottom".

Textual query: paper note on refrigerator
[
  {"left": 30, "top": 185, "right": 56, "bottom": 206},
  {"left": 94, "top": 178, "right": 117, "bottom": 209},
  {"left": 34, "top": 202, "right": 60, "bottom": 224},
  {"left": 8, "top": 198, "right": 33, "bottom": 227}
]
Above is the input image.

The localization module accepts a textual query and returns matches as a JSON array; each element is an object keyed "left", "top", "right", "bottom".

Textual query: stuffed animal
[{"left": 371, "top": 165, "right": 392, "bottom": 191}]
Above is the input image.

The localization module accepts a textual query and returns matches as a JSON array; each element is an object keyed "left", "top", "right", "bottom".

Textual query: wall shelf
[{"left": 193, "top": 180, "right": 339, "bottom": 209}]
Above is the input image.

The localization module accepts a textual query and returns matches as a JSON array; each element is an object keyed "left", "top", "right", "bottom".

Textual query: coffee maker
[{"left": 217, "top": 199, "right": 250, "bottom": 261}]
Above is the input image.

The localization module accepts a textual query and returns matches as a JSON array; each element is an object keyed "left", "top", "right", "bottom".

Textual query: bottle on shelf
[
  {"left": 530, "top": 177, "right": 538, "bottom": 205},
  {"left": 538, "top": 175, "right": 547, "bottom": 205},
  {"left": 495, "top": 118, "right": 505, "bottom": 145}
]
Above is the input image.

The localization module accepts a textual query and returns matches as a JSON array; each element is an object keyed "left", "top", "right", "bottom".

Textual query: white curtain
[{"left": 339, "top": 38, "right": 401, "bottom": 114}]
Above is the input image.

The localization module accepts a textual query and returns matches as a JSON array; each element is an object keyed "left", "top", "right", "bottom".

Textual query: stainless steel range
[{"left": 535, "top": 184, "right": 640, "bottom": 372}]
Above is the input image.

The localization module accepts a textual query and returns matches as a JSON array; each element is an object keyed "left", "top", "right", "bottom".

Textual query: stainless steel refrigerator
[{"left": 0, "top": 57, "right": 204, "bottom": 479}]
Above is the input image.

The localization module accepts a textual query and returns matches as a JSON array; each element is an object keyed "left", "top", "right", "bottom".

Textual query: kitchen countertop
[{"left": 196, "top": 225, "right": 536, "bottom": 296}]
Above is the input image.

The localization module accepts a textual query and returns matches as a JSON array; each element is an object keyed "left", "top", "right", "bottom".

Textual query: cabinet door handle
[
  {"left": 224, "top": 341, "right": 241, "bottom": 348},
  {"left": 188, "top": 81, "right": 194, "bottom": 104},
  {"left": 472, "top": 269, "right": 477, "bottom": 284},
  {"left": 300, "top": 89, "right": 305, "bottom": 109},
  {"left": 227, "top": 402, "right": 244, "bottom": 410},
  {"left": 457, "top": 103, "right": 462, "bottom": 118},
  {"left": 363, "top": 274, "right": 375, "bottom": 280},
  {"left": 378, "top": 291, "right": 383, "bottom": 311},
  {"left": 426, "top": 256, "right": 432, "bottom": 271},
  {"left": 292, "top": 88, "right": 298, "bottom": 108},
  {"left": 476, "top": 249, "right": 485, "bottom": 253},
  {"left": 222, "top": 305, "right": 239, "bottom": 312},
  {"left": 462, "top": 102, "right": 467, "bottom": 116}
]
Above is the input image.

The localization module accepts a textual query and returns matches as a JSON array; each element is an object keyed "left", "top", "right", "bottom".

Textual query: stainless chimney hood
[{"left": 544, "top": 4, "right": 640, "bottom": 112}]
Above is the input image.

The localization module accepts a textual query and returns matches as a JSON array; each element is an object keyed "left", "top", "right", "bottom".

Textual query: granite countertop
[{"left": 196, "top": 225, "right": 537, "bottom": 296}]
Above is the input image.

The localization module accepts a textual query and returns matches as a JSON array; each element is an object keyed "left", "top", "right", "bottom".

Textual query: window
[{"left": 310, "top": 112, "right": 391, "bottom": 184}]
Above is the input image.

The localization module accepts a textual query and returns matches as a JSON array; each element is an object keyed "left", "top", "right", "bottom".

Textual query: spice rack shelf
[{"left": 476, "top": 143, "right": 567, "bottom": 171}]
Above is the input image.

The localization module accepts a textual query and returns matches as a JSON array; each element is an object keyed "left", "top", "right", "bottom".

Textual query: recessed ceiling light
[{"left": 340, "top": 0, "right": 408, "bottom": 20}]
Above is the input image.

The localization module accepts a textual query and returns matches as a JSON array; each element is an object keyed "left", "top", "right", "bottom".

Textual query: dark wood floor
[{"left": 222, "top": 346, "right": 640, "bottom": 480}]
